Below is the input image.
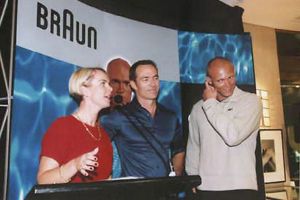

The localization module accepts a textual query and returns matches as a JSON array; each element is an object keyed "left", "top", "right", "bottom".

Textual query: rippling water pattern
[
  {"left": 178, "top": 32, "right": 254, "bottom": 85},
  {"left": 9, "top": 46, "right": 182, "bottom": 200},
  {"left": 158, "top": 81, "right": 182, "bottom": 124},
  {"left": 9, "top": 46, "right": 77, "bottom": 200}
]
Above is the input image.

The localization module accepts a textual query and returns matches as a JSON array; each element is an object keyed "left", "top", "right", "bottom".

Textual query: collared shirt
[
  {"left": 101, "top": 97, "right": 184, "bottom": 178},
  {"left": 186, "top": 87, "right": 262, "bottom": 191}
]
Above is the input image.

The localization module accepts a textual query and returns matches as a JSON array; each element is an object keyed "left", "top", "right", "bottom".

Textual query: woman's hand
[
  {"left": 37, "top": 147, "right": 100, "bottom": 184},
  {"left": 74, "top": 147, "right": 99, "bottom": 176}
]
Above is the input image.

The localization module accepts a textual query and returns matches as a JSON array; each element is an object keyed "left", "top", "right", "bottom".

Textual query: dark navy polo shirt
[{"left": 101, "top": 98, "right": 184, "bottom": 178}]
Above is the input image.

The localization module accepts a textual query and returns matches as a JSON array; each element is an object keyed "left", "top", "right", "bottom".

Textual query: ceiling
[{"left": 238, "top": 0, "right": 300, "bottom": 32}]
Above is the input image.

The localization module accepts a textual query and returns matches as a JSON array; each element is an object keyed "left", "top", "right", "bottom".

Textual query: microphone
[
  {"left": 113, "top": 95, "right": 123, "bottom": 110},
  {"left": 113, "top": 95, "right": 123, "bottom": 104}
]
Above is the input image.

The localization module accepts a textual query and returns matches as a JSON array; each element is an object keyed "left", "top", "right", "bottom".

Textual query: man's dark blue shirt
[{"left": 101, "top": 97, "right": 184, "bottom": 178}]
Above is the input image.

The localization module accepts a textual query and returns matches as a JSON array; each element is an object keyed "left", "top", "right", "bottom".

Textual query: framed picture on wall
[
  {"left": 266, "top": 189, "right": 288, "bottom": 200},
  {"left": 260, "top": 129, "right": 286, "bottom": 183}
]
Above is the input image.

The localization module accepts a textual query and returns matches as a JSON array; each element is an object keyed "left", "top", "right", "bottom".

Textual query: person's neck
[
  {"left": 137, "top": 97, "right": 157, "bottom": 117},
  {"left": 217, "top": 96, "right": 226, "bottom": 102},
  {"left": 74, "top": 103, "right": 99, "bottom": 126}
]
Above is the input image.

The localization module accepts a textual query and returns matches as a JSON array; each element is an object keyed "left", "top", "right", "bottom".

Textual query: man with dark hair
[
  {"left": 102, "top": 59, "right": 185, "bottom": 177},
  {"left": 185, "top": 56, "right": 262, "bottom": 200}
]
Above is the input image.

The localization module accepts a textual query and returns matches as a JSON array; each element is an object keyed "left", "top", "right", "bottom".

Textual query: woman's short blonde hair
[{"left": 69, "top": 67, "right": 106, "bottom": 103}]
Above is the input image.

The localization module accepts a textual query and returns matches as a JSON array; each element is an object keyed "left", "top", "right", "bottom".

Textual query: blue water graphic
[{"left": 178, "top": 32, "right": 254, "bottom": 85}]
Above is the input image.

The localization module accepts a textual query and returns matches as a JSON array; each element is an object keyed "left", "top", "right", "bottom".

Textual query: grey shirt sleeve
[
  {"left": 202, "top": 94, "right": 262, "bottom": 146},
  {"left": 185, "top": 104, "right": 201, "bottom": 175}
]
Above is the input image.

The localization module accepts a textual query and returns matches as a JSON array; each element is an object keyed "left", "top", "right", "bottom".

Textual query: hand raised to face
[{"left": 202, "top": 80, "right": 217, "bottom": 101}]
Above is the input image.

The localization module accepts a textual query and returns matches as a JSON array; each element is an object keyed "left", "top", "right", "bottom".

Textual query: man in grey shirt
[{"left": 185, "top": 57, "right": 262, "bottom": 200}]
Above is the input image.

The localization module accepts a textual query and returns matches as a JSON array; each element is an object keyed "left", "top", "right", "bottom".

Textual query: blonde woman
[{"left": 37, "top": 67, "right": 113, "bottom": 184}]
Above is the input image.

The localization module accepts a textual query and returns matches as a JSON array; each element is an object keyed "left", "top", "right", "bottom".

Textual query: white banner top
[{"left": 16, "top": 0, "right": 180, "bottom": 81}]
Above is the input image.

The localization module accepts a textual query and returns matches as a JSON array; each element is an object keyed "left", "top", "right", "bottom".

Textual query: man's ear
[{"left": 130, "top": 80, "right": 137, "bottom": 91}]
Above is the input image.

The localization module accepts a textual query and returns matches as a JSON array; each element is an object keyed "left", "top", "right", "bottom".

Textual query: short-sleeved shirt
[
  {"left": 101, "top": 98, "right": 184, "bottom": 178},
  {"left": 41, "top": 115, "right": 113, "bottom": 182}
]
